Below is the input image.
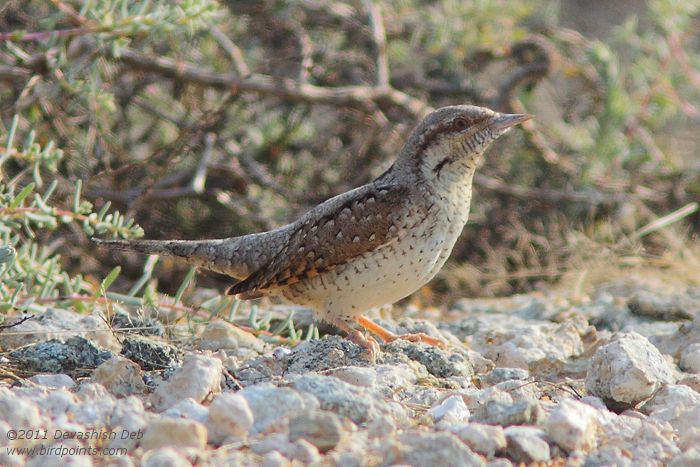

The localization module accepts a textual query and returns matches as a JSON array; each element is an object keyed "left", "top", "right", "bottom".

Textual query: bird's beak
[{"left": 489, "top": 113, "right": 532, "bottom": 132}]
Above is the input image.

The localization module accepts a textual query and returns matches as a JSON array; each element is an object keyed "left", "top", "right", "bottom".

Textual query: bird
[{"left": 94, "top": 105, "right": 530, "bottom": 358}]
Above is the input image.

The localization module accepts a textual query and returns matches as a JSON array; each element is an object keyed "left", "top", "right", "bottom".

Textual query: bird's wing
[{"left": 228, "top": 183, "right": 419, "bottom": 296}]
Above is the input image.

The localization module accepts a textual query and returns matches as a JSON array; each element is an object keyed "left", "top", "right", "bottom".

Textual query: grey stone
[
  {"left": 286, "top": 335, "right": 370, "bottom": 374},
  {"left": 450, "top": 423, "right": 506, "bottom": 458},
  {"left": 504, "top": 426, "right": 550, "bottom": 463},
  {"left": 293, "top": 374, "right": 401, "bottom": 425},
  {"left": 120, "top": 336, "right": 182, "bottom": 371},
  {"left": 28, "top": 373, "right": 76, "bottom": 389},
  {"left": 288, "top": 410, "right": 342, "bottom": 452},
  {"left": 8, "top": 336, "right": 114, "bottom": 376},
  {"left": 382, "top": 430, "right": 484, "bottom": 467},
  {"left": 483, "top": 367, "right": 530, "bottom": 386},
  {"left": 110, "top": 310, "right": 164, "bottom": 337},
  {"left": 586, "top": 332, "right": 675, "bottom": 410},
  {"left": 628, "top": 290, "right": 697, "bottom": 321},
  {"left": 240, "top": 384, "right": 318, "bottom": 433},
  {"left": 471, "top": 399, "right": 545, "bottom": 426},
  {"left": 382, "top": 339, "right": 473, "bottom": 378},
  {"left": 93, "top": 355, "right": 147, "bottom": 397},
  {"left": 151, "top": 353, "right": 223, "bottom": 411}
]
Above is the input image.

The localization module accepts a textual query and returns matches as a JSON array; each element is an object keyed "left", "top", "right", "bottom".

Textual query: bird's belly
[{"left": 283, "top": 222, "right": 458, "bottom": 321}]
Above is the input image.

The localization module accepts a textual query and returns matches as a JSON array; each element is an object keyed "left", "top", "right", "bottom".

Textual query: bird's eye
[{"left": 453, "top": 117, "right": 469, "bottom": 131}]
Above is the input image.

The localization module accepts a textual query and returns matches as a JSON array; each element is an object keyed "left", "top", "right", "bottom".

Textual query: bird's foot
[
  {"left": 331, "top": 318, "right": 380, "bottom": 363},
  {"left": 353, "top": 316, "right": 446, "bottom": 347}
]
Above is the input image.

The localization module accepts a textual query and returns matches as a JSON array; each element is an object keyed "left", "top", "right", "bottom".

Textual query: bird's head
[{"left": 395, "top": 105, "right": 531, "bottom": 185}]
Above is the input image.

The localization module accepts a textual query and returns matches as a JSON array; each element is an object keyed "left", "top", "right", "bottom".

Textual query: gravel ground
[{"left": 1, "top": 274, "right": 700, "bottom": 466}]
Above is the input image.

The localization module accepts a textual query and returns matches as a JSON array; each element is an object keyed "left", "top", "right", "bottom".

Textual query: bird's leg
[
  {"left": 331, "top": 318, "right": 380, "bottom": 362},
  {"left": 353, "top": 316, "right": 446, "bottom": 347}
]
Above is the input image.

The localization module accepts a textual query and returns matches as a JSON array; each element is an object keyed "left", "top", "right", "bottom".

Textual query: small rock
[
  {"left": 545, "top": 399, "right": 598, "bottom": 452},
  {"left": 240, "top": 384, "right": 318, "bottom": 434},
  {"left": 262, "top": 451, "right": 291, "bottom": 467},
  {"left": 198, "top": 320, "right": 264, "bottom": 353},
  {"left": 585, "top": 332, "right": 675, "bottom": 409},
  {"left": 288, "top": 410, "right": 342, "bottom": 453},
  {"left": 206, "top": 392, "right": 254, "bottom": 444},
  {"left": 121, "top": 336, "right": 182, "bottom": 371},
  {"left": 293, "top": 374, "right": 399, "bottom": 425},
  {"left": 429, "top": 395, "right": 470, "bottom": 424},
  {"left": 110, "top": 310, "right": 164, "bottom": 337},
  {"left": 93, "top": 356, "right": 147, "bottom": 397},
  {"left": 450, "top": 423, "right": 506, "bottom": 458},
  {"left": 471, "top": 399, "right": 544, "bottom": 426},
  {"left": 28, "top": 373, "right": 75, "bottom": 389},
  {"left": 286, "top": 336, "right": 369, "bottom": 374},
  {"left": 163, "top": 398, "right": 209, "bottom": 423},
  {"left": 679, "top": 374, "right": 700, "bottom": 393},
  {"left": 382, "top": 430, "right": 483, "bottom": 467},
  {"left": 681, "top": 343, "right": 700, "bottom": 374},
  {"left": 382, "top": 339, "right": 473, "bottom": 378},
  {"left": 628, "top": 290, "right": 696, "bottom": 320},
  {"left": 641, "top": 384, "right": 700, "bottom": 422},
  {"left": 325, "top": 366, "right": 377, "bottom": 388},
  {"left": 8, "top": 336, "right": 114, "bottom": 376},
  {"left": 141, "top": 447, "right": 191, "bottom": 467},
  {"left": 0, "top": 391, "right": 44, "bottom": 427},
  {"left": 669, "top": 448, "right": 700, "bottom": 467},
  {"left": 151, "top": 353, "right": 223, "bottom": 411},
  {"left": 140, "top": 417, "right": 207, "bottom": 451},
  {"left": 504, "top": 426, "right": 550, "bottom": 463},
  {"left": 483, "top": 368, "right": 529, "bottom": 386},
  {"left": 73, "top": 383, "right": 117, "bottom": 426}
]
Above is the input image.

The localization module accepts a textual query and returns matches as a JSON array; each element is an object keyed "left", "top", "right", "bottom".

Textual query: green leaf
[
  {"left": 9, "top": 183, "right": 35, "bottom": 208},
  {"left": 98, "top": 266, "right": 121, "bottom": 297}
]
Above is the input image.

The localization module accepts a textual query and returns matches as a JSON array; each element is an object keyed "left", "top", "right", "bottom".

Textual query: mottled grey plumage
[{"left": 95, "top": 105, "right": 530, "bottom": 353}]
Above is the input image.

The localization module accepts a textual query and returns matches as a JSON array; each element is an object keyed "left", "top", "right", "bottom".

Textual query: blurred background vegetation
[{"left": 1, "top": 0, "right": 699, "bottom": 317}]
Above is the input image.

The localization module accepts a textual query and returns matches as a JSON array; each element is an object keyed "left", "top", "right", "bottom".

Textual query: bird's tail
[{"left": 93, "top": 237, "right": 257, "bottom": 279}]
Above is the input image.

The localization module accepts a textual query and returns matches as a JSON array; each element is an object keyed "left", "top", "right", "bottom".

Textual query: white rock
[
  {"left": 0, "top": 391, "right": 44, "bottom": 427},
  {"left": 429, "top": 395, "right": 470, "bottom": 424},
  {"left": 461, "top": 386, "right": 513, "bottom": 412},
  {"left": 251, "top": 433, "right": 321, "bottom": 464},
  {"left": 586, "top": 332, "right": 675, "bottom": 406},
  {"left": 262, "top": 451, "right": 291, "bottom": 467},
  {"left": 642, "top": 384, "right": 700, "bottom": 424},
  {"left": 141, "top": 447, "right": 191, "bottom": 467},
  {"left": 545, "top": 399, "right": 598, "bottom": 452},
  {"left": 449, "top": 423, "right": 506, "bottom": 458},
  {"left": 37, "top": 389, "right": 77, "bottom": 422},
  {"left": 504, "top": 426, "right": 550, "bottom": 463},
  {"left": 240, "top": 384, "right": 318, "bottom": 433},
  {"left": 206, "top": 392, "right": 254, "bottom": 444},
  {"left": 108, "top": 397, "right": 147, "bottom": 451},
  {"left": 383, "top": 430, "right": 484, "bottom": 467},
  {"left": 163, "top": 398, "right": 209, "bottom": 423},
  {"left": 470, "top": 318, "right": 586, "bottom": 369},
  {"left": 29, "top": 374, "right": 75, "bottom": 389},
  {"left": 198, "top": 320, "right": 264, "bottom": 352},
  {"left": 25, "top": 440, "right": 94, "bottom": 466},
  {"left": 140, "top": 417, "right": 207, "bottom": 451},
  {"left": 681, "top": 343, "right": 700, "bottom": 374},
  {"left": 326, "top": 366, "right": 377, "bottom": 388},
  {"left": 151, "top": 353, "right": 222, "bottom": 411},
  {"left": 93, "top": 356, "right": 147, "bottom": 397},
  {"left": 73, "top": 383, "right": 117, "bottom": 426}
]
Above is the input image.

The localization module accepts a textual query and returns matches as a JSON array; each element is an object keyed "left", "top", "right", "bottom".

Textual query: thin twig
[
  {"left": 0, "top": 314, "right": 34, "bottom": 331},
  {"left": 211, "top": 26, "right": 251, "bottom": 77},
  {"left": 365, "top": 0, "right": 389, "bottom": 87},
  {"left": 117, "top": 49, "right": 429, "bottom": 116}
]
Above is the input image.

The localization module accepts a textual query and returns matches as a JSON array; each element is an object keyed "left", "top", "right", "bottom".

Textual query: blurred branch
[
  {"left": 211, "top": 26, "right": 251, "bottom": 77},
  {"left": 365, "top": 0, "right": 389, "bottom": 87},
  {"left": 474, "top": 174, "right": 627, "bottom": 206},
  {"left": 116, "top": 49, "right": 429, "bottom": 116}
]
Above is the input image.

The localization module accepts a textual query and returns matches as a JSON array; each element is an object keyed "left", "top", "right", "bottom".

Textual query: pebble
[
  {"left": 151, "top": 353, "right": 223, "bottom": 411},
  {"left": 382, "top": 430, "right": 484, "bottom": 467},
  {"left": 545, "top": 398, "right": 598, "bottom": 452},
  {"left": 449, "top": 423, "right": 506, "bottom": 458},
  {"left": 382, "top": 339, "right": 474, "bottom": 378},
  {"left": 121, "top": 336, "right": 182, "bottom": 371},
  {"left": 504, "top": 426, "right": 551, "bottom": 463},
  {"left": 586, "top": 331, "right": 675, "bottom": 409},
  {"left": 206, "top": 392, "right": 254, "bottom": 444},
  {"left": 140, "top": 417, "right": 207, "bottom": 451},
  {"left": 288, "top": 410, "right": 342, "bottom": 452},
  {"left": 198, "top": 320, "right": 264, "bottom": 353},
  {"left": 680, "top": 343, "right": 700, "bottom": 374},
  {"left": 471, "top": 399, "right": 544, "bottom": 426},
  {"left": 429, "top": 394, "right": 471, "bottom": 424},
  {"left": 28, "top": 373, "right": 76, "bottom": 389},
  {"left": 240, "top": 384, "right": 318, "bottom": 433},
  {"left": 162, "top": 398, "right": 209, "bottom": 423},
  {"left": 141, "top": 447, "right": 191, "bottom": 467},
  {"left": 8, "top": 336, "right": 114, "bottom": 375},
  {"left": 93, "top": 355, "right": 147, "bottom": 397}
]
